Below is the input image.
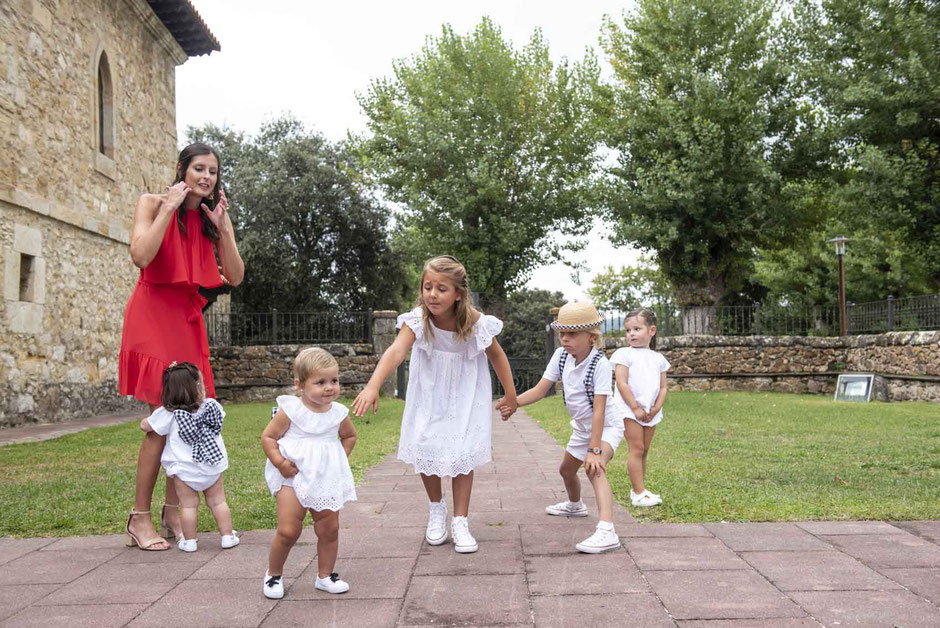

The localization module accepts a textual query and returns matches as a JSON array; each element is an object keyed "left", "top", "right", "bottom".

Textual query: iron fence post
[
  {"left": 664, "top": 303, "right": 671, "bottom": 336},
  {"left": 754, "top": 303, "right": 761, "bottom": 337},
  {"left": 887, "top": 295, "right": 895, "bottom": 332},
  {"left": 271, "top": 308, "right": 278, "bottom": 344}
]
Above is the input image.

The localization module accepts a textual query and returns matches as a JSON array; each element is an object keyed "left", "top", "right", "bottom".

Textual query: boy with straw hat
[{"left": 498, "top": 301, "right": 627, "bottom": 553}]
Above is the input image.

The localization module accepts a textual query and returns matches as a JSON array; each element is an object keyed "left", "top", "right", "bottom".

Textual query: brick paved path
[{"left": 2, "top": 409, "right": 940, "bottom": 626}]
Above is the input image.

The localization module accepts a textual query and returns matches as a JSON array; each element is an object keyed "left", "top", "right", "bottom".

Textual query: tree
[
  {"left": 357, "top": 18, "right": 601, "bottom": 313},
  {"left": 187, "top": 117, "right": 408, "bottom": 313},
  {"left": 795, "top": 0, "right": 940, "bottom": 288},
  {"left": 499, "top": 288, "right": 566, "bottom": 359},
  {"left": 600, "top": 0, "right": 823, "bottom": 331},
  {"left": 587, "top": 257, "right": 672, "bottom": 312}
]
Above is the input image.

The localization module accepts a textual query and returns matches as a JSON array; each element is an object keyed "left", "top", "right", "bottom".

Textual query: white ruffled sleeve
[
  {"left": 609, "top": 347, "right": 632, "bottom": 368},
  {"left": 397, "top": 307, "right": 430, "bottom": 354},
  {"left": 468, "top": 314, "right": 503, "bottom": 357}
]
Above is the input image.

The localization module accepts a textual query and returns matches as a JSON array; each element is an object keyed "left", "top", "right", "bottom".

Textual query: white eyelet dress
[
  {"left": 397, "top": 307, "right": 503, "bottom": 477},
  {"left": 264, "top": 395, "right": 357, "bottom": 512}
]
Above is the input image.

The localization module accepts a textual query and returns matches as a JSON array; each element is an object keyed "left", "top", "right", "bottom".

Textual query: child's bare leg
[
  {"left": 451, "top": 472, "right": 473, "bottom": 517},
  {"left": 203, "top": 476, "right": 233, "bottom": 536},
  {"left": 625, "top": 421, "right": 647, "bottom": 494},
  {"left": 268, "top": 487, "right": 306, "bottom": 576},
  {"left": 586, "top": 444, "right": 616, "bottom": 522},
  {"left": 641, "top": 426, "right": 657, "bottom": 480},
  {"left": 311, "top": 509, "right": 340, "bottom": 578},
  {"left": 173, "top": 478, "right": 200, "bottom": 540},
  {"left": 420, "top": 473, "right": 444, "bottom": 502},
  {"left": 559, "top": 452, "right": 583, "bottom": 502}
]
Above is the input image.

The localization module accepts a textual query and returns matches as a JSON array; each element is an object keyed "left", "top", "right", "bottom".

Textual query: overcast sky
[{"left": 176, "top": 0, "right": 642, "bottom": 300}]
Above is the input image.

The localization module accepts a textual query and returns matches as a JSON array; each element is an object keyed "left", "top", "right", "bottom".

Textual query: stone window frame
[
  {"left": 92, "top": 42, "right": 117, "bottom": 180},
  {"left": 4, "top": 225, "right": 46, "bottom": 335}
]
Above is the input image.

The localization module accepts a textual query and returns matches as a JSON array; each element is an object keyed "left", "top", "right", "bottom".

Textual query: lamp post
[{"left": 829, "top": 236, "right": 849, "bottom": 335}]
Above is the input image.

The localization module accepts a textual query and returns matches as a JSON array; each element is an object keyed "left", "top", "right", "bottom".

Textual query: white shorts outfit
[
  {"left": 542, "top": 347, "right": 628, "bottom": 461},
  {"left": 264, "top": 396, "right": 357, "bottom": 512},
  {"left": 396, "top": 307, "right": 503, "bottom": 477},
  {"left": 609, "top": 347, "right": 671, "bottom": 426},
  {"left": 147, "top": 399, "right": 228, "bottom": 492}
]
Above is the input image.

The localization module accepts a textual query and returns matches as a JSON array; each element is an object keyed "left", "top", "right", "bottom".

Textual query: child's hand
[
  {"left": 495, "top": 396, "right": 517, "bottom": 420},
  {"left": 584, "top": 452, "right": 606, "bottom": 476},
  {"left": 352, "top": 387, "right": 378, "bottom": 417},
  {"left": 632, "top": 406, "right": 648, "bottom": 423},
  {"left": 278, "top": 459, "right": 299, "bottom": 478}
]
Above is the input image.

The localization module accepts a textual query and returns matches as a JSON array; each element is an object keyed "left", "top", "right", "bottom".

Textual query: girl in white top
[
  {"left": 261, "top": 347, "right": 358, "bottom": 599},
  {"left": 353, "top": 255, "right": 517, "bottom": 555},
  {"left": 501, "top": 301, "right": 628, "bottom": 554},
  {"left": 140, "top": 362, "right": 238, "bottom": 552},
  {"left": 610, "top": 308, "right": 670, "bottom": 507}
]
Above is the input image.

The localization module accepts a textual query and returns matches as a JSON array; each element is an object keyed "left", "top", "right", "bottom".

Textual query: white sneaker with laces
[
  {"left": 545, "top": 500, "right": 588, "bottom": 517},
  {"left": 632, "top": 490, "right": 662, "bottom": 507},
  {"left": 425, "top": 500, "right": 448, "bottom": 545},
  {"left": 575, "top": 524, "right": 621, "bottom": 554},
  {"left": 177, "top": 535, "right": 197, "bottom": 552},
  {"left": 221, "top": 531, "right": 239, "bottom": 549},
  {"left": 451, "top": 516, "right": 478, "bottom": 553},
  {"left": 262, "top": 571, "right": 284, "bottom": 599},
  {"left": 315, "top": 572, "right": 350, "bottom": 594}
]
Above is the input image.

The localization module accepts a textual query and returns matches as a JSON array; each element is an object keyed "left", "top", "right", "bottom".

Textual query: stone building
[{"left": 0, "top": 0, "right": 219, "bottom": 427}]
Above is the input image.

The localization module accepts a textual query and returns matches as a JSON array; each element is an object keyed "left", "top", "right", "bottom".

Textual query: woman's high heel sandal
[
  {"left": 125, "top": 509, "right": 170, "bottom": 551},
  {"left": 160, "top": 503, "right": 182, "bottom": 540}
]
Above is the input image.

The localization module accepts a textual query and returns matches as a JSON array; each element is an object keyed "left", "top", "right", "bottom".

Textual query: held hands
[
  {"left": 201, "top": 188, "right": 229, "bottom": 231},
  {"left": 163, "top": 181, "right": 191, "bottom": 212},
  {"left": 495, "top": 396, "right": 517, "bottom": 421},
  {"left": 277, "top": 458, "right": 299, "bottom": 478},
  {"left": 352, "top": 387, "right": 379, "bottom": 417}
]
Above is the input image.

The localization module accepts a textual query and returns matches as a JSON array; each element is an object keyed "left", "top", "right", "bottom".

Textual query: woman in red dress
[{"left": 121, "top": 143, "right": 244, "bottom": 550}]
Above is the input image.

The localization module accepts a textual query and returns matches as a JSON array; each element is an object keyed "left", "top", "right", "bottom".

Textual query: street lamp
[{"left": 829, "top": 236, "right": 849, "bottom": 335}]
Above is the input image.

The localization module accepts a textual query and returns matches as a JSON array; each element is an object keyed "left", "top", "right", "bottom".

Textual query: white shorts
[
  {"left": 170, "top": 473, "right": 221, "bottom": 493},
  {"left": 565, "top": 420, "right": 625, "bottom": 462}
]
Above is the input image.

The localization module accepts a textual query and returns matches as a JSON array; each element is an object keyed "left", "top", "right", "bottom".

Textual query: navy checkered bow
[{"left": 175, "top": 401, "right": 224, "bottom": 464}]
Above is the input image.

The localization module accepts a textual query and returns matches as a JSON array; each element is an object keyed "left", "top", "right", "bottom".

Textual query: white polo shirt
[{"left": 542, "top": 347, "right": 628, "bottom": 429}]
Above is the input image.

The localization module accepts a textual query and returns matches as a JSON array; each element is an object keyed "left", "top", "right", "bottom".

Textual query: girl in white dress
[
  {"left": 610, "top": 308, "right": 670, "bottom": 507},
  {"left": 353, "top": 255, "right": 517, "bottom": 554},
  {"left": 261, "top": 348, "right": 358, "bottom": 599},
  {"left": 139, "top": 362, "right": 238, "bottom": 553}
]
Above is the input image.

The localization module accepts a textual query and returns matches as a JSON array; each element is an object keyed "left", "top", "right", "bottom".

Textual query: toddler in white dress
[
  {"left": 261, "top": 348, "right": 358, "bottom": 599},
  {"left": 140, "top": 362, "right": 238, "bottom": 552},
  {"left": 353, "top": 255, "right": 517, "bottom": 554},
  {"left": 610, "top": 308, "right": 670, "bottom": 507}
]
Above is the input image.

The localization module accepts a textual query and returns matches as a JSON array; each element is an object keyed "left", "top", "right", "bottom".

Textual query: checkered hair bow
[{"left": 175, "top": 401, "right": 224, "bottom": 465}]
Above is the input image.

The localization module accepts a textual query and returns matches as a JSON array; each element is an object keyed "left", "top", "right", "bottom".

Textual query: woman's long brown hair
[{"left": 172, "top": 142, "right": 221, "bottom": 242}]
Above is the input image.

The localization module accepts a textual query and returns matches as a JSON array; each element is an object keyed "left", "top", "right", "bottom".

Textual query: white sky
[{"left": 176, "top": 0, "right": 642, "bottom": 300}]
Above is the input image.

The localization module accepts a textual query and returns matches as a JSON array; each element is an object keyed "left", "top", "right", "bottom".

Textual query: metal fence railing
[
  {"left": 846, "top": 294, "right": 940, "bottom": 334},
  {"left": 205, "top": 310, "right": 372, "bottom": 346}
]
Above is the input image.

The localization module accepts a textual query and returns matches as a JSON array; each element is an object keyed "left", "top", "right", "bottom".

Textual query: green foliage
[
  {"left": 187, "top": 117, "right": 408, "bottom": 312},
  {"left": 356, "top": 18, "right": 601, "bottom": 309},
  {"left": 587, "top": 257, "right": 672, "bottom": 311},
  {"left": 499, "top": 288, "right": 566, "bottom": 359},
  {"left": 600, "top": 0, "right": 824, "bottom": 306}
]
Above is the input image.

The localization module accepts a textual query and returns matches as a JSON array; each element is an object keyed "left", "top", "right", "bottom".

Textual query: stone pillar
[{"left": 372, "top": 310, "right": 398, "bottom": 396}]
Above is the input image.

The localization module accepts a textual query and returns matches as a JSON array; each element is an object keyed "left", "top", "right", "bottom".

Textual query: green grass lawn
[
  {"left": 0, "top": 397, "right": 405, "bottom": 537},
  {"left": 525, "top": 391, "right": 940, "bottom": 523}
]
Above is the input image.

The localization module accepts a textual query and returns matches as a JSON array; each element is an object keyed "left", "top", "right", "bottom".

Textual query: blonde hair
[
  {"left": 417, "top": 255, "right": 476, "bottom": 343},
  {"left": 293, "top": 347, "right": 338, "bottom": 383}
]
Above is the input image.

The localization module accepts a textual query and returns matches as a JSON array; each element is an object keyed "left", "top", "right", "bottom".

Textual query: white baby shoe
[
  {"left": 177, "top": 534, "right": 197, "bottom": 552},
  {"left": 451, "top": 516, "right": 478, "bottom": 554},
  {"left": 221, "top": 531, "right": 239, "bottom": 549},
  {"left": 315, "top": 572, "right": 350, "bottom": 594},
  {"left": 262, "top": 571, "right": 284, "bottom": 599},
  {"left": 545, "top": 500, "right": 588, "bottom": 517},
  {"left": 425, "top": 500, "right": 448, "bottom": 545}
]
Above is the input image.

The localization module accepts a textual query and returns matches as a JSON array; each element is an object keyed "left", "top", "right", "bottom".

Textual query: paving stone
[
  {"left": 190, "top": 542, "right": 312, "bottom": 579},
  {"left": 36, "top": 562, "right": 198, "bottom": 605},
  {"left": 232, "top": 529, "right": 278, "bottom": 545},
  {"left": 127, "top": 578, "right": 277, "bottom": 627},
  {"left": 1, "top": 603, "right": 148, "bottom": 627},
  {"left": 796, "top": 521, "right": 906, "bottom": 536},
  {"left": 618, "top": 523, "right": 713, "bottom": 538},
  {"left": 110, "top": 544, "right": 221, "bottom": 565},
  {"left": 526, "top": 552, "right": 647, "bottom": 596},
  {"left": 678, "top": 620, "right": 823, "bottom": 627},
  {"left": 624, "top": 537, "right": 749, "bottom": 571},
  {"left": 500, "top": 496, "right": 570, "bottom": 513},
  {"left": 0, "top": 585, "right": 59, "bottom": 622},
  {"left": 821, "top": 532, "right": 940, "bottom": 568},
  {"left": 531, "top": 592, "right": 673, "bottom": 627},
  {"left": 521, "top": 524, "right": 602, "bottom": 555},
  {"left": 705, "top": 523, "right": 831, "bottom": 552},
  {"left": 741, "top": 550, "right": 903, "bottom": 592},
  {"left": 401, "top": 574, "right": 530, "bottom": 626},
  {"left": 341, "top": 501, "right": 387, "bottom": 516},
  {"left": 380, "top": 510, "right": 436, "bottom": 527},
  {"left": 38, "top": 535, "right": 128, "bottom": 551},
  {"left": 790, "top": 589, "right": 940, "bottom": 627},
  {"left": 895, "top": 521, "right": 940, "bottom": 545},
  {"left": 0, "top": 539, "right": 56, "bottom": 567},
  {"left": 645, "top": 570, "right": 807, "bottom": 621},
  {"left": 0, "top": 548, "right": 123, "bottom": 585},
  {"left": 260, "top": 599, "right": 402, "bottom": 627},
  {"left": 339, "top": 526, "right": 424, "bottom": 558},
  {"left": 879, "top": 567, "right": 940, "bottom": 604},
  {"left": 288, "top": 556, "right": 413, "bottom": 600},
  {"left": 415, "top": 539, "right": 524, "bottom": 576},
  {"left": 466, "top": 521, "right": 521, "bottom": 542}
]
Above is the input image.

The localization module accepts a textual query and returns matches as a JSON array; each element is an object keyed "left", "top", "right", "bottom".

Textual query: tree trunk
[{"left": 673, "top": 277, "right": 723, "bottom": 335}]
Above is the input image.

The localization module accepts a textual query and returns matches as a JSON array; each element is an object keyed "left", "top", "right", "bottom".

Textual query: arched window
[{"left": 96, "top": 51, "right": 113, "bottom": 158}]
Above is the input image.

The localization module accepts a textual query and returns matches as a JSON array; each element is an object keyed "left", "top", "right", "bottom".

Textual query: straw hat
[{"left": 550, "top": 301, "right": 604, "bottom": 331}]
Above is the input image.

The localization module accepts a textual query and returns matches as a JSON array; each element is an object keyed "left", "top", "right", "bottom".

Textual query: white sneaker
[
  {"left": 631, "top": 490, "right": 662, "bottom": 507},
  {"left": 575, "top": 524, "right": 621, "bottom": 554},
  {"left": 545, "top": 500, "right": 588, "bottom": 517},
  {"left": 221, "top": 531, "right": 239, "bottom": 549},
  {"left": 425, "top": 500, "right": 448, "bottom": 545},
  {"left": 177, "top": 535, "right": 197, "bottom": 552},
  {"left": 315, "top": 572, "right": 350, "bottom": 594},
  {"left": 263, "top": 571, "right": 284, "bottom": 599},
  {"left": 451, "top": 516, "right": 478, "bottom": 553}
]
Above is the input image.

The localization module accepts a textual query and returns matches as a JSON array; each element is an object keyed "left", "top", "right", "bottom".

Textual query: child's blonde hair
[
  {"left": 417, "top": 255, "right": 476, "bottom": 342},
  {"left": 293, "top": 347, "right": 338, "bottom": 383}
]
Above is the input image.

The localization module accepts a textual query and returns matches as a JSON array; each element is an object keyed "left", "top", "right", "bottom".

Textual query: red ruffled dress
[{"left": 119, "top": 210, "right": 222, "bottom": 405}]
